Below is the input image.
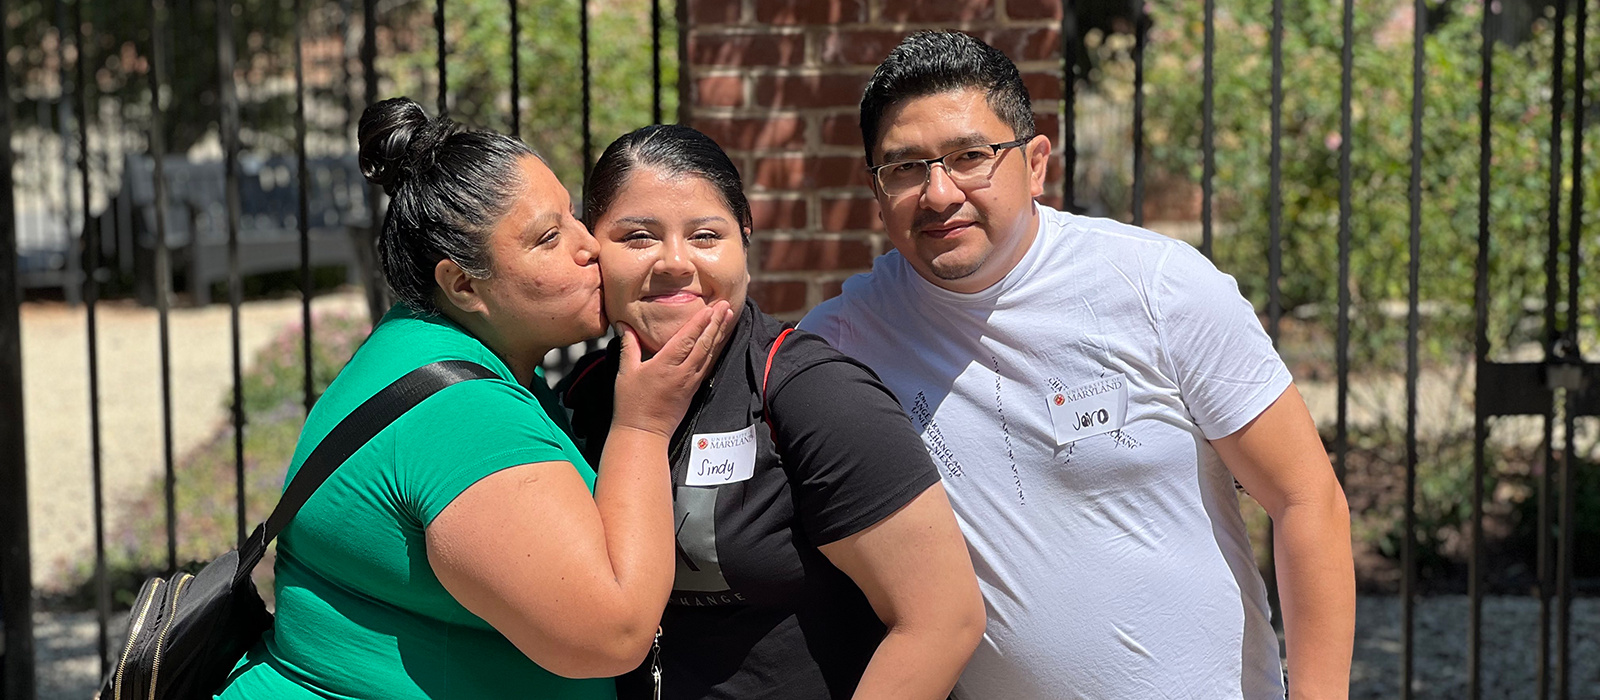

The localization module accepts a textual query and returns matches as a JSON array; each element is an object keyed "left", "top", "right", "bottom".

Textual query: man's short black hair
[{"left": 859, "top": 31, "right": 1035, "bottom": 165}]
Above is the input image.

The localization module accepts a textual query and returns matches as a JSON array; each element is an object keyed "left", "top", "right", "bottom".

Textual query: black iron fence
[{"left": 0, "top": 0, "right": 1595, "bottom": 698}]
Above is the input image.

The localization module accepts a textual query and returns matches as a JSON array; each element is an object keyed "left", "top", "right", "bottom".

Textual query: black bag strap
[{"left": 235, "top": 360, "right": 497, "bottom": 582}]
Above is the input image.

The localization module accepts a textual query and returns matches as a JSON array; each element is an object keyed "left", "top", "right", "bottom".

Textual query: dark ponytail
[
  {"left": 585, "top": 124, "right": 752, "bottom": 245},
  {"left": 358, "top": 97, "right": 535, "bottom": 312}
]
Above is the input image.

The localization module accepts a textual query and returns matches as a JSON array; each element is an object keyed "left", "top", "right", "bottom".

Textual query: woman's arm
[
  {"left": 1211, "top": 383, "right": 1354, "bottom": 700},
  {"left": 426, "top": 302, "right": 733, "bottom": 679},
  {"left": 818, "top": 484, "right": 986, "bottom": 700},
  {"left": 768, "top": 350, "right": 985, "bottom": 699}
]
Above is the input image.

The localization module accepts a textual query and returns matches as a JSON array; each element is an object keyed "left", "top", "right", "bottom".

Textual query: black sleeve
[
  {"left": 556, "top": 347, "right": 616, "bottom": 467},
  {"left": 768, "top": 359, "right": 943, "bottom": 546}
]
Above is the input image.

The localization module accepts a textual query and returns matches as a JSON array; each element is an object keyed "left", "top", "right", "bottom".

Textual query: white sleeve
[
  {"left": 798, "top": 295, "right": 849, "bottom": 351},
  {"left": 1151, "top": 244, "right": 1293, "bottom": 440}
]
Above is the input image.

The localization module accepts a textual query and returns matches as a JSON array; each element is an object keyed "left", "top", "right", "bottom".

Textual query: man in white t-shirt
[{"left": 799, "top": 31, "right": 1354, "bottom": 699}]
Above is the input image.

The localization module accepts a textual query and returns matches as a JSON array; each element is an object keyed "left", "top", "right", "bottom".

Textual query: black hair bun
[{"left": 357, "top": 97, "right": 460, "bottom": 194}]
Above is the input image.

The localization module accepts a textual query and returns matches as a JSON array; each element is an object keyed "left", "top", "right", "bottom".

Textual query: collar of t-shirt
[
  {"left": 897, "top": 201, "right": 1055, "bottom": 306},
  {"left": 385, "top": 302, "right": 521, "bottom": 384}
]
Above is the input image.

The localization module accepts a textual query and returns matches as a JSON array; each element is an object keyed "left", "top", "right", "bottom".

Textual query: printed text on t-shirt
[{"left": 911, "top": 391, "right": 965, "bottom": 478}]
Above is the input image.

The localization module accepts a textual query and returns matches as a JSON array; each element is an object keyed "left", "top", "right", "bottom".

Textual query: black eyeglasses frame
[{"left": 866, "top": 137, "right": 1034, "bottom": 195}]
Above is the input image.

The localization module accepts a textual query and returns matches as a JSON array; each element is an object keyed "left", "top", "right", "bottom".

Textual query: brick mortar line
[
  {"left": 740, "top": 153, "right": 866, "bottom": 160},
  {"left": 688, "top": 20, "right": 1061, "bottom": 34},
  {"left": 693, "top": 67, "right": 880, "bottom": 77},
  {"left": 732, "top": 152, "right": 1068, "bottom": 167},
  {"left": 753, "top": 272, "right": 859, "bottom": 282},
  {"left": 690, "top": 107, "right": 1065, "bottom": 119},
  {"left": 689, "top": 61, "right": 1061, "bottom": 78},
  {"left": 692, "top": 60, "right": 1065, "bottom": 69},
  {"left": 749, "top": 189, "right": 876, "bottom": 198},
  {"left": 752, "top": 231, "right": 883, "bottom": 242},
  {"left": 723, "top": 143, "right": 1070, "bottom": 153},
  {"left": 689, "top": 107, "right": 853, "bottom": 116},
  {"left": 753, "top": 232, "right": 879, "bottom": 240}
]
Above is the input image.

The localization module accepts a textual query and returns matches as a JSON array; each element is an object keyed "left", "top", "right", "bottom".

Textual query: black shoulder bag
[{"left": 98, "top": 360, "right": 497, "bottom": 700}]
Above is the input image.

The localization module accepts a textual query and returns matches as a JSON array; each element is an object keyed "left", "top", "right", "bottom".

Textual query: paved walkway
[
  {"left": 27, "top": 596, "right": 1600, "bottom": 699},
  {"left": 19, "top": 292, "right": 367, "bottom": 588}
]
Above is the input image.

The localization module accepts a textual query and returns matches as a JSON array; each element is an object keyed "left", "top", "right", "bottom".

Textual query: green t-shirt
[{"left": 217, "top": 306, "right": 613, "bottom": 700}]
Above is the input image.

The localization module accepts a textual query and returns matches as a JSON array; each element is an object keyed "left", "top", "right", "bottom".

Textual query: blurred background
[{"left": 0, "top": 0, "right": 1594, "bottom": 697}]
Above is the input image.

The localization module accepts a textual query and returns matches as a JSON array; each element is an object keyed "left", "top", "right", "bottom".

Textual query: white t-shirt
[{"left": 800, "top": 204, "right": 1291, "bottom": 700}]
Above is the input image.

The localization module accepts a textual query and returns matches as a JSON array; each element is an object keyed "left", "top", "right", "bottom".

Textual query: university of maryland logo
[
  {"left": 1053, "top": 393, "right": 1066, "bottom": 406},
  {"left": 697, "top": 438, "right": 709, "bottom": 450}
]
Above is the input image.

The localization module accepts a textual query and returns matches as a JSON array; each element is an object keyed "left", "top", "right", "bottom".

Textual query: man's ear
[
  {"left": 434, "top": 258, "right": 487, "bottom": 315},
  {"left": 1026, "top": 134, "right": 1053, "bottom": 199}
]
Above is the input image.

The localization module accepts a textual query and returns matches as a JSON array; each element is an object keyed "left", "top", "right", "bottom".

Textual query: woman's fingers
[
  {"left": 690, "top": 306, "right": 736, "bottom": 373},
  {"left": 611, "top": 303, "right": 734, "bottom": 438},
  {"left": 657, "top": 303, "right": 720, "bottom": 366},
  {"left": 683, "top": 302, "right": 728, "bottom": 370}
]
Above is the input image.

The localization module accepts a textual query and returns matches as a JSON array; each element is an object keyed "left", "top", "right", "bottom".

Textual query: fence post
[
  {"left": 0, "top": 0, "right": 38, "bottom": 694},
  {"left": 580, "top": 0, "right": 592, "bottom": 195},
  {"left": 1402, "top": 1, "right": 1427, "bottom": 697},
  {"left": 358, "top": 0, "right": 389, "bottom": 324},
  {"left": 1061, "top": 1, "right": 1078, "bottom": 210},
  {"left": 1469, "top": 2, "right": 1496, "bottom": 697},
  {"left": 72, "top": 0, "right": 111, "bottom": 674}
]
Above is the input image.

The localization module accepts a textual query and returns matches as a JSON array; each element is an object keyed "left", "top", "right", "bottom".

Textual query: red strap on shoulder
[
  {"left": 562, "top": 354, "right": 605, "bottom": 403},
  {"left": 761, "top": 328, "right": 795, "bottom": 439}
]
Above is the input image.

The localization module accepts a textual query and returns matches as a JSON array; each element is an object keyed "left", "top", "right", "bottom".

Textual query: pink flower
[{"left": 1325, "top": 131, "right": 1343, "bottom": 151}]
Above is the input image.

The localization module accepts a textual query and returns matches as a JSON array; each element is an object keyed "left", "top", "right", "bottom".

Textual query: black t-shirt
[{"left": 559, "top": 300, "right": 941, "bottom": 700}]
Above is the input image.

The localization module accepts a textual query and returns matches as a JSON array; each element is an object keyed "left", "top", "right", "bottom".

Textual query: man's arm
[{"left": 1210, "top": 383, "right": 1354, "bottom": 700}]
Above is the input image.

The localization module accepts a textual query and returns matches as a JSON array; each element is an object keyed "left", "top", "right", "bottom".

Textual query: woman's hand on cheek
[{"left": 611, "top": 300, "right": 737, "bottom": 438}]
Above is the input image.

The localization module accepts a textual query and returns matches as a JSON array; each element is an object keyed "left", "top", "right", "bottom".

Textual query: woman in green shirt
[{"left": 215, "top": 97, "right": 734, "bottom": 700}]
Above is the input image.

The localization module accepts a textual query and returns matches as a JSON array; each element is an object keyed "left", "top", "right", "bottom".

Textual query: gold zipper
[
  {"left": 651, "top": 626, "right": 662, "bottom": 700},
  {"left": 146, "top": 573, "right": 193, "bottom": 700},
  {"left": 114, "top": 578, "right": 164, "bottom": 700}
]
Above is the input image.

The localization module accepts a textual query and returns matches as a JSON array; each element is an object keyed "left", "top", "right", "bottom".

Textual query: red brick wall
[{"left": 685, "top": 0, "right": 1066, "bottom": 317}]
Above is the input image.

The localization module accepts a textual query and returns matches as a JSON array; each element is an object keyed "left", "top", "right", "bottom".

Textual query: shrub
[{"left": 60, "top": 311, "right": 371, "bottom": 609}]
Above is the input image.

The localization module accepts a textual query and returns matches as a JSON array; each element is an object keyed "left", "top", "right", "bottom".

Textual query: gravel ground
[
  {"left": 30, "top": 609, "right": 126, "bottom": 700},
  {"left": 25, "top": 595, "right": 1597, "bottom": 699},
  {"left": 20, "top": 292, "right": 366, "bottom": 588},
  {"left": 1350, "top": 596, "right": 1600, "bottom": 699}
]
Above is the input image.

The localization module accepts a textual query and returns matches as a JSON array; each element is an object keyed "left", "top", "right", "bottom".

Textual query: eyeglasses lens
[{"left": 877, "top": 147, "right": 1000, "bottom": 196}]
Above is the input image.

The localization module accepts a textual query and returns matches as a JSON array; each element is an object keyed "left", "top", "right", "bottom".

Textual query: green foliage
[
  {"left": 240, "top": 310, "right": 371, "bottom": 415},
  {"left": 1143, "top": 0, "right": 1598, "bottom": 372},
  {"left": 1138, "top": 1, "right": 1600, "bottom": 591},
  {"left": 9, "top": 0, "right": 298, "bottom": 154},
  {"left": 56, "top": 311, "right": 371, "bottom": 608},
  {"left": 380, "top": 0, "right": 679, "bottom": 193},
  {"left": 9, "top": 0, "right": 676, "bottom": 173},
  {"left": 1365, "top": 431, "right": 1600, "bottom": 589},
  {"left": 1507, "top": 450, "right": 1600, "bottom": 579}
]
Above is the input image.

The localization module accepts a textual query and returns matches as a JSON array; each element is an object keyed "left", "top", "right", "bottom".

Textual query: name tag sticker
[
  {"left": 685, "top": 425, "right": 759, "bottom": 486},
  {"left": 1047, "top": 374, "right": 1129, "bottom": 446}
]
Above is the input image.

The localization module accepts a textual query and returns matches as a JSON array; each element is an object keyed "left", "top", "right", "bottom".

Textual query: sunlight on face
[
  {"left": 873, "top": 88, "right": 1047, "bottom": 294},
  {"left": 593, "top": 167, "right": 750, "bottom": 354},
  {"left": 470, "top": 156, "right": 605, "bottom": 353}
]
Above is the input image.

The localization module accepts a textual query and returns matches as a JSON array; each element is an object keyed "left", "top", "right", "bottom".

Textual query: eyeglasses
[{"left": 867, "top": 138, "right": 1032, "bottom": 197}]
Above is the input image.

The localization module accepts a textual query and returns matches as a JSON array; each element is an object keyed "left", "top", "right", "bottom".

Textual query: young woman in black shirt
[{"left": 560, "top": 125, "right": 984, "bottom": 700}]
